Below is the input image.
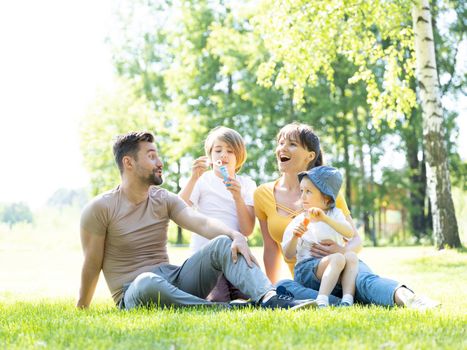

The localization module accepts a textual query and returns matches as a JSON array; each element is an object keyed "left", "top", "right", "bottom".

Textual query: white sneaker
[{"left": 405, "top": 295, "right": 440, "bottom": 311}]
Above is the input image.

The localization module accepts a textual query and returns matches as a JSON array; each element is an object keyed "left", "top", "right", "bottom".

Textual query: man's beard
[
  {"left": 149, "top": 172, "right": 163, "bottom": 186},
  {"left": 140, "top": 170, "right": 163, "bottom": 186}
]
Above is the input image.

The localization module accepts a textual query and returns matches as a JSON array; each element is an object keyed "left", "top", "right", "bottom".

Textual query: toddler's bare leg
[
  {"left": 341, "top": 252, "right": 359, "bottom": 297},
  {"left": 315, "top": 253, "right": 346, "bottom": 296}
]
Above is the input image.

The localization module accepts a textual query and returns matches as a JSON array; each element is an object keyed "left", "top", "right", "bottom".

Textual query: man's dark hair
[{"left": 113, "top": 131, "right": 154, "bottom": 174}]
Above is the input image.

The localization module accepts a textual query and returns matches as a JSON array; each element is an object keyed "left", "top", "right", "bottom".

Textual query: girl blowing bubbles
[
  {"left": 282, "top": 166, "right": 359, "bottom": 307},
  {"left": 179, "top": 126, "right": 256, "bottom": 302}
]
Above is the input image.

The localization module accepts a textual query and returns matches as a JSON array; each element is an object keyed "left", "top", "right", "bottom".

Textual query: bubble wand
[
  {"left": 294, "top": 210, "right": 310, "bottom": 238},
  {"left": 302, "top": 210, "right": 310, "bottom": 228},
  {"left": 215, "top": 159, "right": 231, "bottom": 186}
]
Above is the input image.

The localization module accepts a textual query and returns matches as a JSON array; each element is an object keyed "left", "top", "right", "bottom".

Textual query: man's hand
[
  {"left": 310, "top": 239, "right": 345, "bottom": 258},
  {"left": 76, "top": 302, "right": 89, "bottom": 309},
  {"left": 230, "top": 232, "right": 259, "bottom": 268}
]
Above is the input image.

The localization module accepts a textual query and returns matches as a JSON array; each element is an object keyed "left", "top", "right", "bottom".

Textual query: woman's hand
[{"left": 310, "top": 239, "right": 345, "bottom": 258}]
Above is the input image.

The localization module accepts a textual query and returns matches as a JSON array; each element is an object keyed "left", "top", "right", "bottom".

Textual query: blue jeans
[
  {"left": 277, "top": 260, "right": 402, "bottom": 306},
  {"left": 120, "top": 236, "right": 273, "bottom": 309}
]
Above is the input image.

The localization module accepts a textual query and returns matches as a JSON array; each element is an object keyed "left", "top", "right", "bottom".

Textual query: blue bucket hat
[{"left": 298, "top": 166, "right": 342, "bottom": 208}]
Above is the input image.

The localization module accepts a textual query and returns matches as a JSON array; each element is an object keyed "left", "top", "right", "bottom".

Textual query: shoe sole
[
  {"left": 229, "top": 301, "right": 255, "bottom": 309},
  {"left": 289, "top": 299, "right": 318, "bottom": 311}
]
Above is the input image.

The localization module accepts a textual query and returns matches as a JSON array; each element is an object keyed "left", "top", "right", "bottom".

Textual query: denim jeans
[
  {"left": 120, "top": 236, "right": 272, "bottom": 309},
  {"left": 277, "top": 260, "right": 402, "bottom": 306},
  {"left": 277, "top": 257, "right": 341, "bottom": 306}
]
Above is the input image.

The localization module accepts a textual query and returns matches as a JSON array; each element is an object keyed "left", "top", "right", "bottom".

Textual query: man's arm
[
  {"left": 173, "top": 206, "right": 239, "bottom": 240},
  {"left": 76, "top": 228, "right": 105, "bottom": 308},
  {"left": 172, "top": 206, "right": 258, "bottom": 267}
]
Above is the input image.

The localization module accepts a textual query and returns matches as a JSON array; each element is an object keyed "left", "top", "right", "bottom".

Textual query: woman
[{"left": 254, "top": 122, "right": 439, "bottom": 309}]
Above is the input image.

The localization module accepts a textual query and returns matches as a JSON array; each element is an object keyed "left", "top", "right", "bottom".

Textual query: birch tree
[{"left": 412, "top": 0, "right": 460, "bottom": 248}]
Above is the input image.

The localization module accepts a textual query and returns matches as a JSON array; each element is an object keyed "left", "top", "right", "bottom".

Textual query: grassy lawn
[{"left": 1, "top": 221, "right": 466, "bottom": 349}]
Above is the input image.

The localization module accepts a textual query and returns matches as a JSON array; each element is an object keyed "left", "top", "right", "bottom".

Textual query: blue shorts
[{"left": 294, "top": 257, "right": 343, "bottom": 296}]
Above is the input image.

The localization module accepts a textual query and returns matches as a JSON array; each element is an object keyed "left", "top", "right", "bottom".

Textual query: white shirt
[
  {"left": 282, "top": 207, "right": 349, "bottom": 264},
  {"left": 189, "top": 171, "right": 257, "bottom": 252}
]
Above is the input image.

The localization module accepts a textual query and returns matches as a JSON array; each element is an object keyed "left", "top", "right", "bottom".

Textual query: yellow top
[{"left": 254, "top": 179, "right": 351, "bottom": 274}]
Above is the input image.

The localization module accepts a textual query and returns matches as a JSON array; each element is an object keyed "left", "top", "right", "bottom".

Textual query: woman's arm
[{"left": 258, "top": 219, "right": 282, "bottom": 284}]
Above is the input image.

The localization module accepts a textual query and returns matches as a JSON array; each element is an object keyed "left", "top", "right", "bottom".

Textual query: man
[{"left": 77, "top": 131, "right": 316, "bottom": 310}]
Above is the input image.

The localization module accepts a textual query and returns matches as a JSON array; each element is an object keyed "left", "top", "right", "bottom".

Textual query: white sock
[
  {"left": 341, "top": 294, "right": 354, "bottom": 305},
  {"left": 316, "top": 294, "right": 329, "bottom": 307}
]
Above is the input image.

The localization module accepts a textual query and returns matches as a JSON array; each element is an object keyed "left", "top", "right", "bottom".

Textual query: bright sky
[
  {"left": 0, "top": 1, "right": 465, "bottom": 208},
  {"left": 0, "top": 0, "right": 114, "bottom": 208}
]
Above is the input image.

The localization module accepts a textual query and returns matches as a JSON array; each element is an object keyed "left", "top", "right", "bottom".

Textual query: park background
[{"left": 0, "top": 1, "right": 466, "bottom": 349}]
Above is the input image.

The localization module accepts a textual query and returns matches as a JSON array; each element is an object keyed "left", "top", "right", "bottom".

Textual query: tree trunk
[
  {"left": 404, "top": 108, "right": 426, "bottom": 241},
  {"left": 342, "top": 116, "right": 352, "bottom": 212},
  {"left": 176, "top": 159, "right": 183, "bottom": 245},
  {"left": 412, "top": 0, "right": 461, "bottom": 248},
  {"left": 353, "top": 108, "right": 370, "bottom": 240},
  {"left": 368, "top": 142, "right": 377, "bottom": 247},
  {"left": 288, "top": 89, "right": 295, "bottom": 122},
  {"left": 420, "top": 149, "right": 429, "bottom": 235}
]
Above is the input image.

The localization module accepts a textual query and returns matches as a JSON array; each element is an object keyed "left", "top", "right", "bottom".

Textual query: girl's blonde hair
[{"left": 204, "top": 126, "right": 246, "bottom": 172}]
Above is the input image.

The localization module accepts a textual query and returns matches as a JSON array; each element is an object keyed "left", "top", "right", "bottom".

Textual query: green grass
[
  {"left": 0, "top": 298, "right": 465, "bottom": 349},
  {"left": 1, "top": 248, "right": 466, "bottom": 350},
  {"left": 1, "top": 214, "right": 466, "bottom": 349}
]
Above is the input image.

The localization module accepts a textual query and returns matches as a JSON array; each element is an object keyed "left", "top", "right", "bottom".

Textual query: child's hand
[
  {"left": 225, "top": 177, "right": 242, "bottom": 200},
  {"left": 191, "top": 156, "right": 209, "bottom": 179},
  {"left": 293, "top": 222, "right": 307, "bottom": 238},
  {"left": 302, "top": 210, "right": 310, "bottom": 228},
  {"left": 309, "top": 207, "right": 326, "bottom": 222}
]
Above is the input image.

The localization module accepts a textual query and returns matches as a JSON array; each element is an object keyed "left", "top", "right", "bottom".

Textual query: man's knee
[
  {"left": 209, "top": 235, "right": 232, "bottom": 251},
  {"left": 133, "top": 272, "right": 166, "bottom": 298}
]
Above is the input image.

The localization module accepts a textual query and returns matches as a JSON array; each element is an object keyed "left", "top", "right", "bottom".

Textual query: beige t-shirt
[{"left": 80, "top": 186, "right": 187, "bottom": 303}]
